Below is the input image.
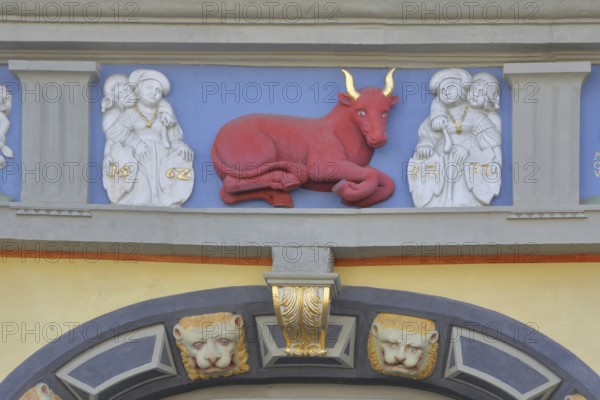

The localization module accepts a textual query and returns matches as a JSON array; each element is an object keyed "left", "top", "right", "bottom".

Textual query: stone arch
[{"left": 1, "top": 286, "right": 597, "bottom": 400}]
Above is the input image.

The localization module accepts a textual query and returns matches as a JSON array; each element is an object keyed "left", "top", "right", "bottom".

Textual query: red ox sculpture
[{"left": 211, "top": 69, "right": 399, "bottom": 207}]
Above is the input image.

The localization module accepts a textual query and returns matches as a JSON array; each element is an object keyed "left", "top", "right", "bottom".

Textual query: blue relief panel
[
  {"left": 581, "top": 65, "right": 600, "bottom": 203},
  {"left": 0, "top": 65, "right": 22, "bottom": 201},
  {"left": 56, "top": 324, "right": 177, "bottom": 400},
  {"left": 89, "top": 65, "right": 513, "bottom": 208},
  {"left": 69, "top": 336, "right": 156, "bottom": 389},
  {"left": 445, "top": 328, "right": 561, "bottom": 400},
  {"left": 460, "top": 336, "right": 549, "bottom": 394}
]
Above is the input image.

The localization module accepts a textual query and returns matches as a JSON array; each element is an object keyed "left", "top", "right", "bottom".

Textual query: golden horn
[
  {"left": 382, "top": 68, "right": 397, "bottom": 97},
  {"left": 341, "top": 69, "right": 360, "bottom": 100}
]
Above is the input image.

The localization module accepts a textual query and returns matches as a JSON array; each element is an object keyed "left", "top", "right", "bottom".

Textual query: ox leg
[
  {"left": 222, "top": 162, "right": 309, "bottom": 193},
  {"left": 342, "top": 169, "right": 395, "bottom": 207},
  {"left": 220, "top": 187, "right": 294, "bottom": 207}
]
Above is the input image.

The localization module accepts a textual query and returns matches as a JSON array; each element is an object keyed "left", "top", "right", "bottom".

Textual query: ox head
[{"left": 339, "top": 69, "right": 399, "bottom": 148}]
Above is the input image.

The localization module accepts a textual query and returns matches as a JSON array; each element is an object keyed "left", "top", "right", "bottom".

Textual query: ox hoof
[{"left": 267, "top": 191, "right": 293, "bottom": 208}]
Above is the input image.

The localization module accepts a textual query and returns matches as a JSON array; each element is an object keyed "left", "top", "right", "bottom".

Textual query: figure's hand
[
  {"left": 416, "top": 145, "right": 434, "bottom": 160},
  {"left": 0, "top": 154, "right": 5, "bottom": 169},
  {"left": 159, "top": 112, "right": 177, "bottom": 128},
  {"left": 451, "top": 144, "right": 469, "bottom": 165},
  {"left": 1, "top": 144, "right": 13, "bottom": 158},
  {"left": 431, "top": 116, "right": 448, "bottom": 131},
  {"left": 176, "top": 143, "right": 194, "bottom": 162},
  {"left": 134, "top": 142, "right": 150, "bottom": 162}
]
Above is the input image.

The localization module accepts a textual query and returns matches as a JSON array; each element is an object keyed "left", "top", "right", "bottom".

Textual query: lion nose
[{"left": 206, "top": 355, "right": 221, "bottom": 364}]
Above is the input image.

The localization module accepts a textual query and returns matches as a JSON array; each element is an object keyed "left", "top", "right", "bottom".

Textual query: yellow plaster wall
[{"left": 0, "top": 258, "right": 598, "bottom": 382}]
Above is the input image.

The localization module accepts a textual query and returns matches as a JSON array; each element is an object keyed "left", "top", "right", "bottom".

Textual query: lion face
[
  {"left": 368, "top": 313, "right": 439, "bottom": 379},
  {"left": 173, "top": 312, "right": 249, "bottom": 380},
  {"left": 19, "top": 383, "right": 61, "bottom": 400}
]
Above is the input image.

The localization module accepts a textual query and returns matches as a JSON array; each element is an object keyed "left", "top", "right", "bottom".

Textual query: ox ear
[
  {"left": 389, "top": 95, "right": 399, "bottom": 106},
  {"left": 338, "top": 92, "right": 354, "bottom": 106}
]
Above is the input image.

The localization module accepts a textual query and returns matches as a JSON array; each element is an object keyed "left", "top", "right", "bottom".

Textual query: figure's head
[
  {"left": 338, "top": 69, "right": 399, "bottom": 148},
  {"left": 430, "top": 68, "right": 472, "bottom": 106},
  {"left": 19, "top": 383, "right": 60, "bottom": 400},
  {"left": 0, "top": 85, "right": 13, "bottom": 114},
  {"left": 102, "top": 74, "right": 135, "bottom": 112},
  {"left": 368, "top": 313, "right": 439, "bottom": 379},
  {"left": 173, "top": 312, "right": 249, "bottom": 380},
  {"left": 129, "top": 69, "right": 171, "bottom": 107},
  {"left": 468, "top": 72, "right": 500, "bottom": 112}
]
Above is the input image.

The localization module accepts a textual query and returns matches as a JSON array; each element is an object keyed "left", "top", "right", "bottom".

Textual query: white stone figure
[
  {"left": 0, "top": 85, "right": 13, "bottom": 169},
  {"left": 408, "top": 68, "right": 502, "bottom": 207},
  {"left": 0, "top": 85, "right": 14, "bottom": 201},
  {"left": 101, "top": 70, "right": 194, "bottom": 206}
]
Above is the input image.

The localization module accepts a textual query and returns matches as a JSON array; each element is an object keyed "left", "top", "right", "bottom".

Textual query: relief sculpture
[
  {"left": 211, "top": 69, "right": 399, "bottom": 207},
  {"left": 0, "top": 85, "right": 13, "bottom": 201},
  {"left": 101, "top": 70, "right": 194, "bottom": 206},
  {"left": 173, "top": 312, "right": 249, "bottom": 380},
  {"left": 368, "top": 313, "right": 439, "bottom": 379},
  {"left": 408, "top": 68, "right": 502, "bottom": 207},
  {"left": 19, "top": 383, "right": 61, "bottom": 400}
]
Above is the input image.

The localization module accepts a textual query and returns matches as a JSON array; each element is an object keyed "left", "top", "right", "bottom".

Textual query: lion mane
[
  {"left": 368, "top": 313, "right": 438, "bottom": 379},
  {"left": 174, "top": 312, "right": 249, "bottom": 380},
  {"left": 19, "top": 383, "right": 61, "bottom": 400}
]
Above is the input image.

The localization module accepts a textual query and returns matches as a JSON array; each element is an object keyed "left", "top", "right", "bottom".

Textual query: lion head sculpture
[
  {"left": 368, "top": 313, "right": 439, "bottom": 379},
  {"left": 173, "top": 312, "right": 249, "bottom": 380},
  {"left": 19, "top": 383, "right": 61, "bottom": 400}
]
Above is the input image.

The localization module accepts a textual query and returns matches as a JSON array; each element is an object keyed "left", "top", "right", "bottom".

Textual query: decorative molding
[
  {"left": 5, "top": 0, "right": 600, "bottom": 23},
  {"left": 507, "top": 211, "right": 587, "bottom": 220},
  {"left": 15, "top": 208, "right": 92, "bottom": 217},
  {"left": 270, "top": 285, "right": 331, "bottom": 356},
  {"left": 3, "top": 50, "right": 600, "bottom": 67}
]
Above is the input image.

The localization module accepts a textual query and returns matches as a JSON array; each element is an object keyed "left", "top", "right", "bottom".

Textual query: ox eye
[
  {"left": 217, "top": 338, "right": 231, "bottom": 345},
  {"left": 382, "top": 112, "right": 388, "bottom": 118},
  {"left": 357, "top": 110, "right": 366, "bottom": 117},
  {"left": 192, "top": 341, "right": 205, "bottom": 349}
]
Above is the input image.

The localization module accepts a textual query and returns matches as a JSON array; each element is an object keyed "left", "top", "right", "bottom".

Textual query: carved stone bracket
[{"left": 264, "top": 246, "right": 341, "bottom": 357}]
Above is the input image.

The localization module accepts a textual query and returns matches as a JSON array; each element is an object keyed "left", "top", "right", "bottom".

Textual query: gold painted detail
[
  {"left": 107, "top": 163, "right": 131, "bottom": 178},
  {"left": 134, "top": 103, "right": 159, "bottom": 128},
  {"left": 272, "top": 285, "right": 331, "bottom": 357},
  {"left": 447, "top": 105, "right": 469, "bottom": 134},
  {"left": 166, "top": 167, "right": 192, "bottom": 180},
  {"left": 565, "top": 395, "right": 587, "bottom": 400}
]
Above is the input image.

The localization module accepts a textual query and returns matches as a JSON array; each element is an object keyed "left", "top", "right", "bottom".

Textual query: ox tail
[{"left": 212, "top": 147, "right": 309, "bottom": 183}]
